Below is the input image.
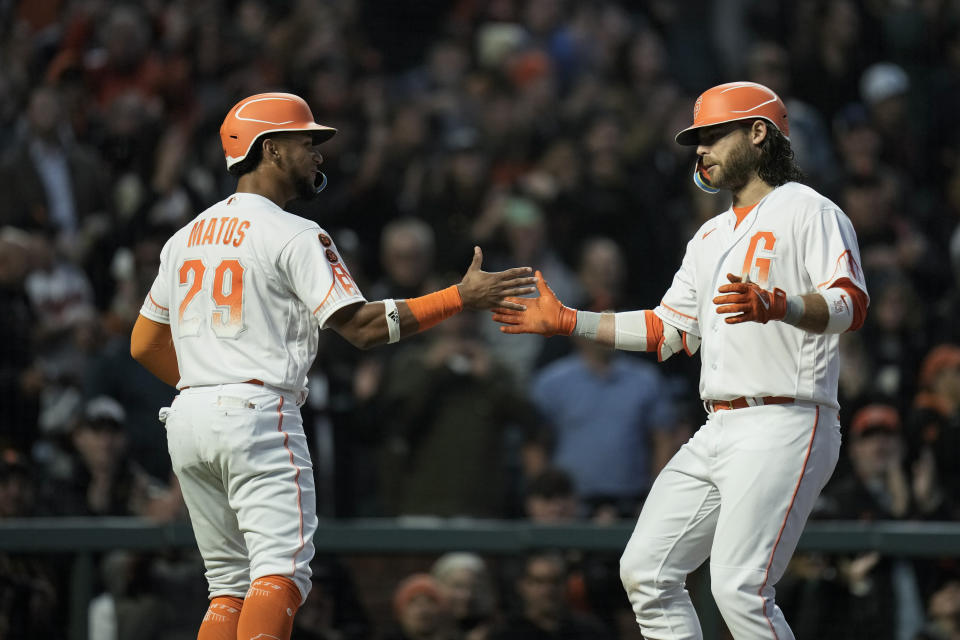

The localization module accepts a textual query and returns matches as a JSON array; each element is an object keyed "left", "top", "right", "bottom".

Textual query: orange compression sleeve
[
  {"left": 404, "top": 285, "right": 463, "bottom": 332},
  {"left": 644, "top": 310, "right": 664, "bottom": 350},
  {"left": 130, "top": 314, "right": 181, "bottom": 387}
]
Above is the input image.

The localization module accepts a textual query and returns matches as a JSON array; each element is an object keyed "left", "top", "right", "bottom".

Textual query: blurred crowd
[{"left": 2, "top": 0, "right": 960, "bottom": 638}]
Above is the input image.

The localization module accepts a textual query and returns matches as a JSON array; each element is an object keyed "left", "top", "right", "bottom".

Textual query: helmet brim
[{"left": 674, "top": 116, "right": 787, "bottom": 146}]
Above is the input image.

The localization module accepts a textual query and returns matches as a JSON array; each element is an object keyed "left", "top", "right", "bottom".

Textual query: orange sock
[
  {"left": 236, "top": 575, "right": 302, "bottom": 640},
  {"left": 198, "top": 596, "right": 243, "bottom": 640}
]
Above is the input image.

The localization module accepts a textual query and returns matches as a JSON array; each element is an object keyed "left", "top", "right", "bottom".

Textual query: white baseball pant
[
  {"left": 161, "top": 382, "right": 317, "bottom": 603},
  {"left": 620, "top": 402, "right": 840, "bottom": 639}
]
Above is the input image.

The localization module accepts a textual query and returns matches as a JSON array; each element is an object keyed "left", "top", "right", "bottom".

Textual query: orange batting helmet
[
  {"left": 220, "top": 92, "right": 337, "bottom": 172},
  {"left": 675, "top": 81, "right": 789, "bottom": 146}
]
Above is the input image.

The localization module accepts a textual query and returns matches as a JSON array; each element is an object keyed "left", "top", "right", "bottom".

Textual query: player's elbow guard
[
  {"left": 658, "top": 323, "right": 701, "bottom": 361},
  {"left": 614, "top": 310, "right": 700, "bottom": 361}
]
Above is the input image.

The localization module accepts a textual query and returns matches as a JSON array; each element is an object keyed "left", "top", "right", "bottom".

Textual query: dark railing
[{"left": 2, "top": 518, "right": 958, "bottom": 640}]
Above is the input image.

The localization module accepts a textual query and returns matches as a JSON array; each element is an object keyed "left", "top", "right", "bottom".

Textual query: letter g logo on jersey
[{"left": 741, "top": 231, "right": 777, "bottom": 286}]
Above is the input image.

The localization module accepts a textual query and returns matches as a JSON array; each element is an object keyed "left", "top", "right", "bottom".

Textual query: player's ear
[
  {"left": 262, "top": 138, "right": 282, "bottom": 165},
  {"left": 750, "top": 120, "right": 768, "bottom": 146}
]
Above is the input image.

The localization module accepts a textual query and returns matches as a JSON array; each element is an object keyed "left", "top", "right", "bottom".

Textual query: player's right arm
[
  {"left": 323, "top": 246, "right": 537, "bottom": 350},
  {"left": 492, "top": 272, "right": 699, "bottom": 362},
  {"left": 130, "top": 314, "right": 181, "bottom": 387}
]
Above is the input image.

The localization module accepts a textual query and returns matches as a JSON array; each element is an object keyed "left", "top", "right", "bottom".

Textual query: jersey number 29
[{"left": 178, "top": 258, "right": 245, "bottom": 339}]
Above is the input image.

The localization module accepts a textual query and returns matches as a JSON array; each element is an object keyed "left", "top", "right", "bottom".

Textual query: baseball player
[
  {"left": 129, "top": 92, "right": 536, "bottom": 640},
  {"left": 493, "top": 81, "right": 869, "bottom": 639}
]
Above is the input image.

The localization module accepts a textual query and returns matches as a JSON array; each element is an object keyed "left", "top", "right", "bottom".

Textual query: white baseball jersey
[
  {"left": 140, "top": 192, "right": 365, "bottom": 391},
  {"left": 653, "top": 182, "right": 867, "bottom": 408}
]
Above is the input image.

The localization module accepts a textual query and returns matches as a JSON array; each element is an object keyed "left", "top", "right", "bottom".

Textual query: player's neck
[
  {"left": 236, "top": 171, "right": 295, "bottom": 208},
  {"left": 731, "top": 174, "right": 774, "bottom": 208}
]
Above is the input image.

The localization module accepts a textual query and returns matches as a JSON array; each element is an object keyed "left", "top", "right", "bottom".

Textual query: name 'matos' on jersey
[
  {"left": 654, "top": 182, "right": 868, "bottom": 408},
  {"left": 139, "top": 192, "right": 365, "bottom": 391}
]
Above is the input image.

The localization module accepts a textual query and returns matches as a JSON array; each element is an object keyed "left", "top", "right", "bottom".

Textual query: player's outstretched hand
[
  {"left": 457, "top": 246, "right": 537, "bottom": 311},
  {"left": 713, "top": 273, "right": 787, "bottom": 324},
  {"left": 491, "top": 270, "right": 577, "bottom": 336}
]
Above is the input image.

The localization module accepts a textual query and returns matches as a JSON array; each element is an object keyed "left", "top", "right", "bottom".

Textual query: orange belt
[
  {"left": 707, "top": 396, "right": 794, "bottom": 411},
  {"left": 180, "top": 379, "right": 264, "bottom": 390}
]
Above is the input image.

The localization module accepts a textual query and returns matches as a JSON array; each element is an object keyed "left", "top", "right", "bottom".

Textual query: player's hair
[
  {"left": 228, "top": 136, "right": 264, "bottom": 176},
  {"left": 757, "top": 126, "right": 805, "bottom": 186}
]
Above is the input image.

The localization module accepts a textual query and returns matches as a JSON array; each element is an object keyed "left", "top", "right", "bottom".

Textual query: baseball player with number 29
[
  {"left": 129, "top": 92, "right": 536, "bottom": 640},
  {"left": 494, "top": 82, "right": 869, "bottom": 639}
]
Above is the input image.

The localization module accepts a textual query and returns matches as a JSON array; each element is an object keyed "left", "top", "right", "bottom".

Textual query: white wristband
[
  {"left": 383, "top": 299, "right": 400, "bottom": 344},
  {"left": 821, "top": 288, "right": 854, "bottom": 334}
]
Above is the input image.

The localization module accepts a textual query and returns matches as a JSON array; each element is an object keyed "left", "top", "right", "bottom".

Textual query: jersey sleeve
[
  {"left": 279, "top": 227, "right": 366, "bottom": 328},
  {"left": 803, "top": 208, "right": 869, "bottom": 302},
  {"left": 654, "top": 235, "right": 701, "bottom": 336},
  {"left": 139, "top": 241, "right": 172, "bottom": 324}
]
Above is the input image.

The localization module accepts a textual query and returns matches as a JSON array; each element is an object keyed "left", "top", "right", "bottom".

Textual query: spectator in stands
[
  {"left": 22, "top": 233, "right": 100, "bottom": 439},
  {"left": 431, "top": 552, "right": 498, "bottom": 640},
  {"left": 382, "top": 573, "right": 454, "bottom": 640},
  {"left": 859, "top": 62, "right": 923, "bottom": 182},
  {"left": 529, "top": 332, "right": 680, "bottom": 519},
  {"left": 0, "top": 449, "right": 32, "bottom": 519},
  {"left": 524, "top": 467, "right": 578, "bottom": 524},
  {"left": 490, "top": 551, "right": 611, "bottom": 640},
  {"left": 86, "top": 225, "right": 178, "bottom": 479},
  {"left": 367, "top": 217, "right": 442, "bottom": 302},
  {"left": 816, "top": 403, "right": 930, "bottom": 640},
  {"left": 0, "top": 227, "right": 43, "bottom": 451},
  {"left": 0, "top": 84, "right": 111, "bottom": 243},
  {"left": 477, "top": 195, "right": 582, "bottom": 384},
  {"left": 521, "top": 466, "right": 628, "bottom": 634},
  {"left": 291, "top": 555, "right": 373, "bottom": 640},
  {"left": 0, "top": 448, "right": 61, "bottom": 638},
  {"left": 915, "top": 578, "right": 960, "bottom": 640},
  {"left": 373, "top": 309, "right": 541, "bottom": 517},
  {"left": 38, "top": 395, "right": 174, "bottom": 518},
  {"left": 907, "top": 344, "right": 960, "bottom": 520}
]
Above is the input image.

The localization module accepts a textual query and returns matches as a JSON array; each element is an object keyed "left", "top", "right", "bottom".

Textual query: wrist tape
[
  {"left": 782, "top": 295, "right": 805, "bottom": 326},
  {"left": 572, "top": 310, "right": 600, "bottom": 339}
]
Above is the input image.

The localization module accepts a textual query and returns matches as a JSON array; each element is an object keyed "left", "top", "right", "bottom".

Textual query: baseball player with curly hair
[
  {"left": 130, "top": 92, "right": 536, "bottom": 640},
  {"left": 493, "top": 82, "right": 869, "bottom": 639}
]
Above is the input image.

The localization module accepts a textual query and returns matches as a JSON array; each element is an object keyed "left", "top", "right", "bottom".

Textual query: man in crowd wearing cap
[
  {"left": 814, "top": 403, "right": 934, "bottom": 640},
  {"left": 493, "top": 81, "right": 869, "bottom": 638},
  {"left": 382, "top": 573, "right": 453, "bottom": 640},
  {"left": 39, "top": 395, "right": 171, "bottom": 518},
  {"left": 908, "top": 344, "right": 960, "bottom": 520}
]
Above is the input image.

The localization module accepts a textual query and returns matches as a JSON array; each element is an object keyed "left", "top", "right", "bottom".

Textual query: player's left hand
[
  {"left": 713, "top": 273, "right": 787, "bottom": 324},
  {"left": 457, "top": 246, "right": 537, "bottom": 311}
]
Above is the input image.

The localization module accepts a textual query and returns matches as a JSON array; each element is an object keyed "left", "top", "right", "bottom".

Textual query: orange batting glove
[
  {"left": 491, "top": 270, "right": 577, "bottom": 336},
  {"left": 713, "top": 273, "right": 787, "bottom": 324}
]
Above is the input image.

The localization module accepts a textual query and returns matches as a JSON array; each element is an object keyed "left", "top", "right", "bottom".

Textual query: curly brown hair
[{"left": 757, "top": 125, "right": 805, "bottom": 186}]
